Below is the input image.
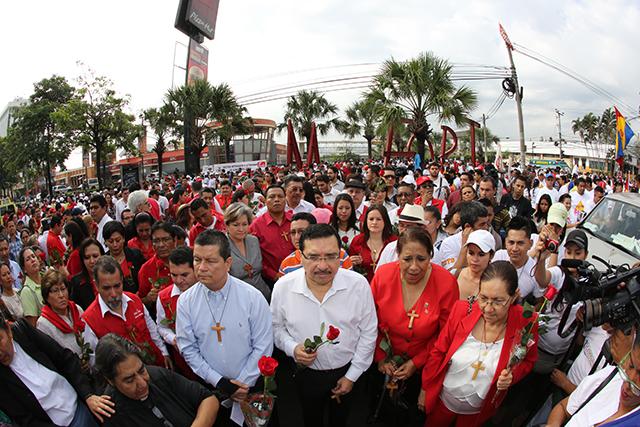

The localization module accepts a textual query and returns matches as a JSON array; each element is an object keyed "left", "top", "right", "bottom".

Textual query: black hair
[
  {"left": 594, "top": 185, "right": 604, "bottom": 194},
  {"left": 299, "top": 224, "right": 341, "bottom": 253},
  {"left": 559, "top": 193, "right": 572, "bottom": 204},
  {"left": 64, "top": 221, "right": 88, "bottom": 250},
  {"left": 95, "top": 333, "right": 143, "bottom": 382},
  {"left": 362, "top": 205, "right": 394, "bottom": 241},
  {"left": 458, "top": 201, "right": 488, "bottom": 229},
  {"left": 480, "top": 175, "right": 497, "bottom": 189},
  {"left": 292, "top": 212, "right": 317, "bottom": 225},
  {"left": 102, "top": 221, "right": 126, "bottom": 242},
  {"left": 168, "top": 246, "right": 193, "bottom": 268},
  {"left": 506, "top": 215, "right": 532, "bottom": 238},
  {"left": 265, "top": 185, "right": 285, "bottom": 197},
  {"left": 316, "top": 174, "right": 330, "bottom": 184},
  {"left": 18, "top": 246, "right": 35, "bottom": 271},
  {"left": 79, "top": 238, "right": 106, "bottom": 283},
  {"left": 202, "top": 187, "right": 216, "bottom": 195},
  {"left": 480, "top": 261, "right": 518, "bottom": 296},
  {"left": 284, "top": 175, "right": 304, "bottom": 188},
  {"left": 133, "top": 212, "right": 154, "bottom": 229},
  {"left": 194, "top": 230, "right": 231, "bottom": 260},
  {"left": 534, "top": 194, "right": 553, "bottom": 222},
  {"left": 41, "top": 269, "right": 67, "bottom": 306},
  {"left": 232, "top": 189, "right": 247, "bottom": 203},
  {"left": 423, "top": 205, "right": 442, "bottom": 222},
  {"left": 128, "top": 183, "right": 141, "bottom": 193},
  {"left": 148, "top": 189, "right": 160, "bottom": 197},
  {"left": 90, "top": 194, "right": 107, "bottom": 208},
  {"left": 172, "top": 188, "right": 185, "bottom": 204},
  {"left": 190, "top": 198, "right": 209, "bottom": 212},
  {"left": 477, "top": 197, "right": 495, "bottom": 209},
  {"left": 396, "top": 227, "right": 434, "bottom": 258},
  {"left": 192, "top": 180, "right": 203, "bottom": 192},
  {"left": 93, "top": 255, "right": 123, "bottom": 284},
  {"left": 330, "top": 193, "right": 359, "bottom": 232},
  {"left": 120, "top": 208, "right": 132, "bottom": 222},
  {"left": 151, "top": 221, "right": 176, "bottom": 238},
  {"left": 172, "top": 225, "right": 187, "bottom": 241}
]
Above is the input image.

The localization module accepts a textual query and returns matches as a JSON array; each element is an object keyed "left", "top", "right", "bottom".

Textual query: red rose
[
  {"left": 341, "top": 236, "right": 349, "bottom": 243},
  {"left": 258, "top": 356, "right": 279, "bottom": 377},
  {"left": 544, "top": 285, "right": 559, "bottom": 301},
  {"left": 327, "top": 325, "right": 340, "bottom": 341}
]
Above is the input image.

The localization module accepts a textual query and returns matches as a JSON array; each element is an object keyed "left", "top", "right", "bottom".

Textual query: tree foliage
[
  {"left": 366, "top": 52, "right": 477, "bottom": 165},
  {"left": 165, "top": 80, "right": 243, "bottom": 173},
  {"left": 343, "top": 98, "right": 382, "bottom": 160},
  {"left": 277, "top": 90, "right": 347, "bottom": 147},
  {"left": 53, "top": 69, "right": 140, "bottom": 188},
  {"left": 143, "top": 104, "right": 180, "bottom": 177},
  {"left": 4, "top": 76, "right": 76, "bottom": 195}
]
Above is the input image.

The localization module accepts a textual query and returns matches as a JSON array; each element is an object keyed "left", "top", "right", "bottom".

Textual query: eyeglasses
[
  {"left": 152, "top": 237, "right": 174, "bottom": 246},
  {"left": 383, "top": 175, "right": 396, "bottom": 179},
  {"left": 477, "top": 295, "right": 510, "bottom": 308},
  {"left": 617, "top": 347, "right": 640, "bottom": 396},
  {"left": 301, "top": 252, "right": 341, "bottom": 263}
]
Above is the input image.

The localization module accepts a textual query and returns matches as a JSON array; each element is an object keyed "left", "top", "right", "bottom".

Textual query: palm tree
[
  {"left": 342, "top": 98, "right": 382, "bottom": 159},
  {"left": 571, "top": 117, "right": 584, "bottom": 143},
  {"left": 366, "top": 52, "right": 477, "bottom": 165},
  {"left": 277, "top": 90, "right": 346, "bottom": 155},
  {"left": 143, "top": 104, "right": 179, "bottom": 178},
  {"left": 166, "top": 80, "right": 242, "bottom": 174},
  {"left": 211, "top": 103, "right": 251, "bottom": 163}
]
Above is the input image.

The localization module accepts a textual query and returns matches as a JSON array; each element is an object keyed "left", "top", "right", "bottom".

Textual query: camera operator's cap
[
  {"left": 547, "top": 203, "right": 568, "bottom": 227},
  {"left": 565, "top": 229, "right": 588, "bottom": 251},
  {"left": 465, "top": 229, "right": 496, "bottom": 253},
  {"left": 345, "top": 180, "right": 366, "bottom": 190},
  {"left": 398, "top": 204, "right": 426, "bottom": 225}
]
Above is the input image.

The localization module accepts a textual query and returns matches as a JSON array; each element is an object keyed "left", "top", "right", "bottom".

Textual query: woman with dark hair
[
  {"left": 0, "top": 262, "right": 22, "bottom": 320},
  {"left": 420, "top": 261, "right": 539, "bottom": 426},
  {"left": 95, "top": 334, "right": 219, "bottom": 427},
  {"left": 127, "top": 213, "right": 155, "bottom": 261},
  {"left": 533, "top": 194, "right": 552, "bottom": 233},
  {"left": 460, "top": 184, "right": 477, "bottom": 202},
  {"left": 37, "top": 269, "right": 86, "bottom": 359},
  {"left": 69, "top": 238, "right": 104, "bottom": 310},
  {"left": 443, "top": 203, "right": 463, "bottom": 237},
  {"left": 174, "top": 204, "right": 192, "bottom": 244},
  {"left": 370, "top": 227, "right": 459, "bottom": 426},
  {"left": 232, "top": 188, "right": 250, "bottom": 206},
  {"left": 103, "top": 221, "right": 146, "bottom": 294},
  {"left": 18, "top": 246, "right": 44, "bottom": 326},
  {"left": 349, "top": 205, "right": 396, "bottom": 282},
  {"left": 64, "top": 221, "right": 88, "bottom": 278},
  {"left": 330, "top": 193, "right": 360, "bottom": 250}
]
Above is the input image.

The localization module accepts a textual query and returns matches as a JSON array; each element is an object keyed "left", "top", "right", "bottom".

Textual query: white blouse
[
  {"left": 1, "top": 290, "right": 24, "bottom": 319},
  {"left": 441, "top": 333, "right": 504, "bottom": 414}
]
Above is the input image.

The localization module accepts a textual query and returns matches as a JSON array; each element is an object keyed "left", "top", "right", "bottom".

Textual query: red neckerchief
[{"left": 40, "top": 301, "right": 85, "bottom": 334}]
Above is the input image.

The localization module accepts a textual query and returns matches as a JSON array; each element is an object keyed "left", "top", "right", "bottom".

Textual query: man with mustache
[{"left": 82, "top": 256, "right": 171, "bottom": 369}]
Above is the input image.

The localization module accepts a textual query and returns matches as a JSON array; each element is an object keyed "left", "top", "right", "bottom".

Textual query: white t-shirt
[
  {"left": 539, "top": 266, "right": 580, "bottom": 355},
  {"left": 491, "top": 250, "right": 544, "bottom": 299},
  {"left": 569, "top": 191, "right": 594, "bottom": 224},
  {"left": 566, "top": 365, "right": 640, "bottom": 427},
  {"left": 536, "top": 186, "right": 559, "bottom": 205},
  {"left": 567, "top": 326, "right": 610, "bottom": 386},
  {"left": 376, "top": 241, "right": 398, "bottom": 271},
  {"left": 432, "top": 232, "right": 463, "bottom": 272}
]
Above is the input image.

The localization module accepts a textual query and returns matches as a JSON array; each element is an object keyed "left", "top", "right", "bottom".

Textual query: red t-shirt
[{"left": 137, "top": 255, "right": 173, "bottom": 299}]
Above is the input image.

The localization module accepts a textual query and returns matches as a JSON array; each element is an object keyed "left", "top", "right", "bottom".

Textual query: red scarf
[{"left": 40, "top": 301, "right": 85, "bottom": 334}]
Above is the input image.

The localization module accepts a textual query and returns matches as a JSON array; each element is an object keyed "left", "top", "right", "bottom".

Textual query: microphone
[{"left": 561, "top": 259, "right": 585, "bottom": 269}]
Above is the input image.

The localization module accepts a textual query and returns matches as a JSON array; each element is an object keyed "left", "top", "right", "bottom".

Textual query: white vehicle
[
  {"left": 87, "top": 178, "right": 99, "bottom": 190},
  {"left": 579, "top": 192, "right": 640, "bottom": 270},
  {"left": 52, "top": 184, "right": 71, "bottom": 194}
]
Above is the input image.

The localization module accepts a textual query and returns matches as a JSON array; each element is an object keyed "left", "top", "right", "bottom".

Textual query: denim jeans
[{"left": 68, "top": 402, "right": 98, "bottom": 427}]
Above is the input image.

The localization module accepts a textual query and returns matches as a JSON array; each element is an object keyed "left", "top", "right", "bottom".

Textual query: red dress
[
  {"left": 421, "top": 300, "right": 539, "bottom": 426},
  {"left": 371, "top": 262, "right": 459, "bottom": 369},
  {"left": 348, "top": 233, "right": 397, "bottom": 282}
]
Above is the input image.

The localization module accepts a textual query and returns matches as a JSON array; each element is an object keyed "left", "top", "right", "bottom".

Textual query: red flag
[{"left": 287, "top": 119, "right": 302, "bottom": 169}]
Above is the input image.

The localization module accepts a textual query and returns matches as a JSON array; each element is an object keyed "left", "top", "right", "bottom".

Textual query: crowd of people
[{"left": 0, "top": 158, "right": 639, "bottom": 427}]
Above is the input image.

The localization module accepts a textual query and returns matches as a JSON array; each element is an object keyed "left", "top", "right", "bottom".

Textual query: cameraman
[
  {"left": 547, "top": 328, "right": 640, "bottom": 426},
  {"left": 533, "top": 228, "right": 589, "bottom": 373}
]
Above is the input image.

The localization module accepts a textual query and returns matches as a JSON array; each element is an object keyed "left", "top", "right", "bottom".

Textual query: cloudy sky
[{"left": 2, "top": 0, "right": 639, "bottom": 168}]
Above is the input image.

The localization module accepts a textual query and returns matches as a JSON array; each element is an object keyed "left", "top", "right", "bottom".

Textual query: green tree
[
  {"left": 277, "top": 90, "right": 346, "bottom": 155},
  {"left": 0, "top": 137, "right": 19, "bottom": 196},
  {"left": 166, "top": 80, "right": 243, "bottom": 174},
  {"left": 342, "top": 98, "right": 382, "bottom": 159},
  {"left": 367, "top": 52, "right": 477, "bottom": 165},
  {"left": 143, "top": 104, "right": 180, "bottom": 178},
  {"left": 53, "top": 70, "right": 140, "bottom": 189},
  {"left": 211, "top": 104, "right": 251, "bottom": 163},
  {"left": 5, "top": 76, "right": 76, "bottom": 195}
]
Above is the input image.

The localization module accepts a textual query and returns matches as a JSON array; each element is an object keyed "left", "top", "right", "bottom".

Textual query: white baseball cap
[{"left": 465, "top": 230, "right": 496, "bottom": 253}]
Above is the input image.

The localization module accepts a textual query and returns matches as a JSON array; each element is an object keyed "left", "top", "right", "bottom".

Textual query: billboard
[
  {"left": 175, "top": 0, "right": 220, "bottom": 41},
  {"left": 187, "top": 39, "right": 209, "bottom": 85}
]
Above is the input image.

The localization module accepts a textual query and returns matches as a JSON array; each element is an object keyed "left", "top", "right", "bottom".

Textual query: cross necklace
[
  {"left": 471, "top": 320, "right": 505, "bottom": 381},
  {"left": 401, "top": 270, "right": 430, "bottom": 330},
  {"left": 203, "top": 284, "right": 230, "bottom": 343}
]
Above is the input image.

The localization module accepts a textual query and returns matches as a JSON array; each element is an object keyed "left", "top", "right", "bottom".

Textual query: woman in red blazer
[
  {"left": 349, "top": 205, "right": 396, "bottom": 282},
  {"left": 420, "top": 261, "right": 538, "bottom": 427},
  {"left": 371, "top": 227, "right": 458, "bottom": 426}
]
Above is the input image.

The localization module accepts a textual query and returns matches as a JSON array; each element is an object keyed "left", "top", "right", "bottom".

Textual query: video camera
[{"left": 558, "top": 257, "right": 640, "bottom": 334}]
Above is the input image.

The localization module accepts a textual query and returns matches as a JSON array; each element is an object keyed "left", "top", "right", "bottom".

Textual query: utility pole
[
  {"left": 499, "top": 24, "right": 526, "bottom": 167},
  {"left": 482, "top": 114, "right": 488, "bottom": 163},
  {"left": 555, "top": 109, "right": 564, "bottom": 159}
]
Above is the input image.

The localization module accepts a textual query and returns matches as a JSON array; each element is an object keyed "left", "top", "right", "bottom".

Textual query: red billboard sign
[{"left": 187, "top": 39, "right": 209, "bottom": 85}]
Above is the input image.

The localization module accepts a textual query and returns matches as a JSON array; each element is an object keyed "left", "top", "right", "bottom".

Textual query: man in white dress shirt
[
  {"left": 271, "top": 224, "right": 377, "bottom": 427},
  {"left": 284, "top": 175, "right": 315, "bottom": 213},
  {"left": 90, "top": 194, "right": 113, "bottom": 251}
]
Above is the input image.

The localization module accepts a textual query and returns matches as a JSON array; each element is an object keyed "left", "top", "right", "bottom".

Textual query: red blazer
[
  {"left": 422, "top": 300, "right": 538, "bottom": 426},
  {"left": 371, "top": 262, "right": 458, "bottom": 369}
]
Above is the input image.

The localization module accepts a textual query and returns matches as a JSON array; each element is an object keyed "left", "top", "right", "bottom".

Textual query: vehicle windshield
[{"left": 582, "top": 197, "right": 640, "bottom": 257}]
